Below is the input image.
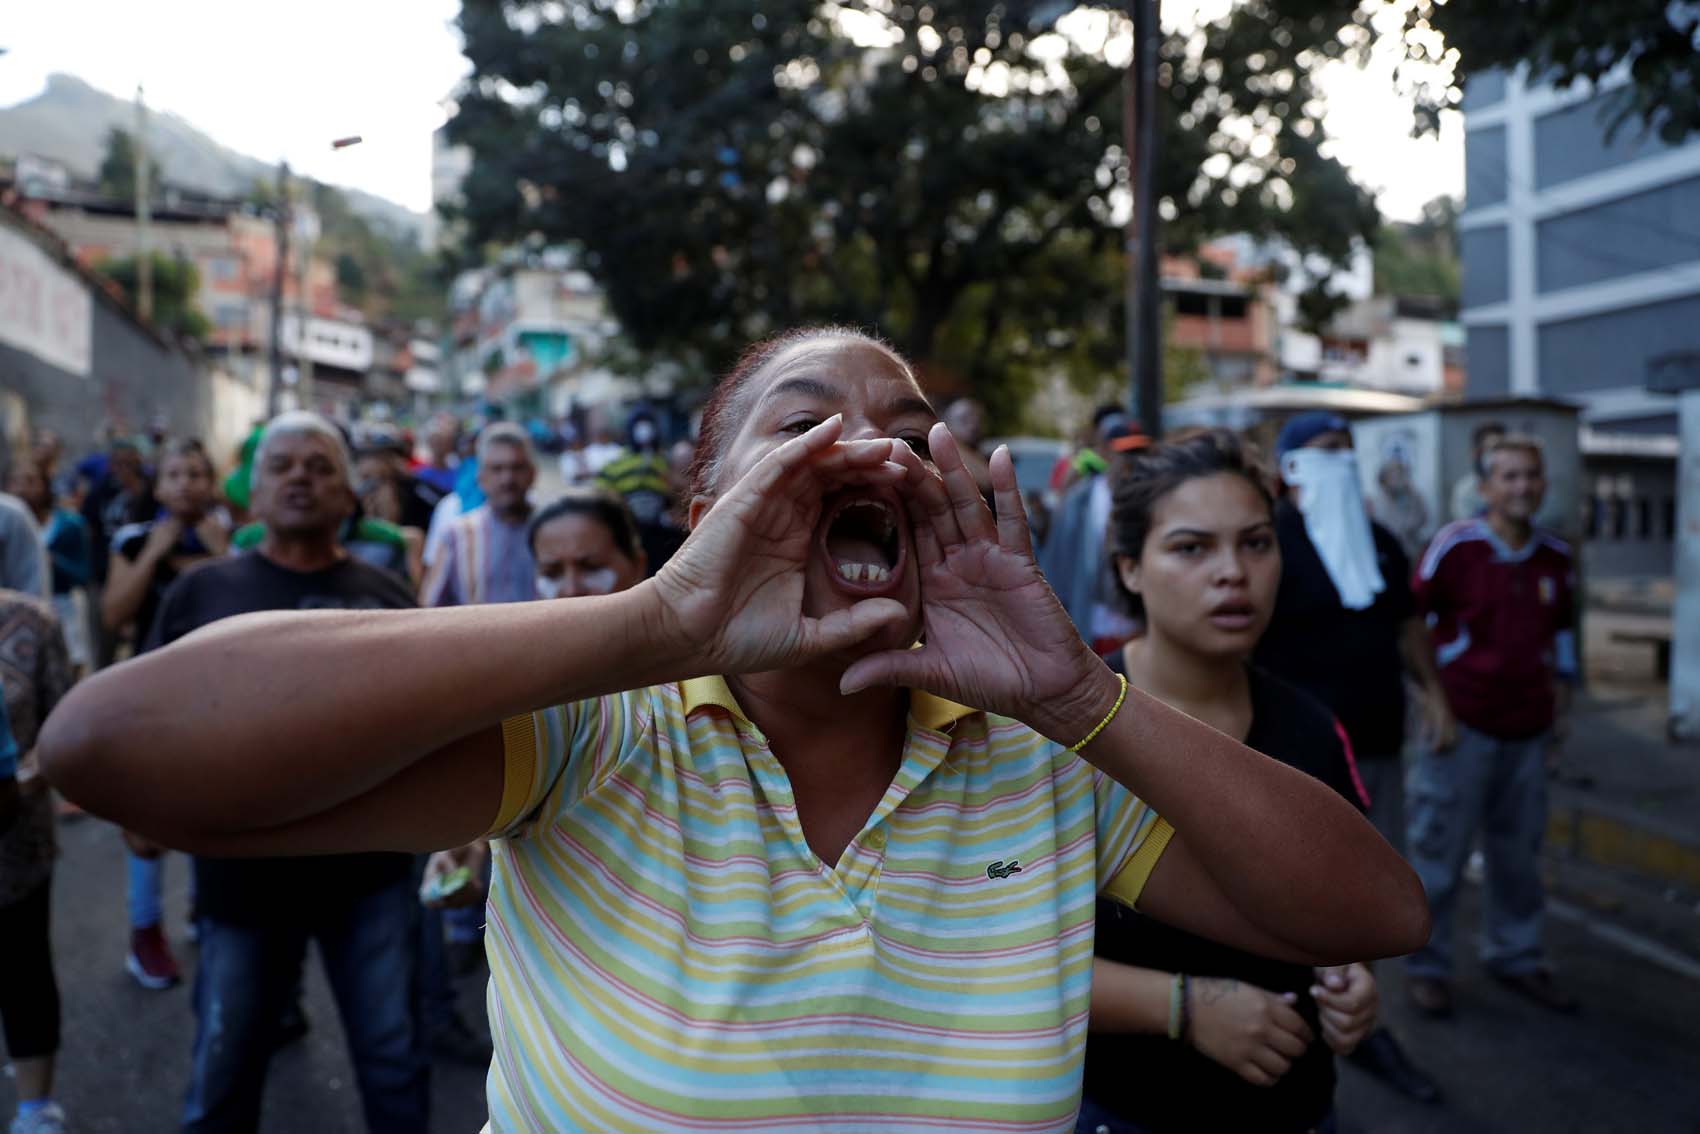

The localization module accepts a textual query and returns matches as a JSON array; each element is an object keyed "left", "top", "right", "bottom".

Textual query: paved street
[
  {"left": 3, "top": 818, "right": 489, "bottom": 1134},
  {"left": 5, "top": 805, "right": 1698, "bottom": 1133}
]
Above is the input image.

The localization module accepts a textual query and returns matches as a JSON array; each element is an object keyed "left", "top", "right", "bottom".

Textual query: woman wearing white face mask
[{"left": 528, "top": 489, "right": 648, "bottom": 599}]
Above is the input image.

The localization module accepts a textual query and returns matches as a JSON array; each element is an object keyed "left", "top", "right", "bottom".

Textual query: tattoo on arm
[{"left": 1196, "top": 977, "right": 1239, "bottom": 1005}]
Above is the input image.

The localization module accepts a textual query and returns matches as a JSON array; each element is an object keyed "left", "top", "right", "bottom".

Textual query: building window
[
  {"left": 1637, "top": 497, "right": 1652, "bottom": 540},
  {"left": 1585, "top": 496, "right": 1601, "bottom": 540},
  {"left": 1171, "top": 292, "right": 1249, "bottom": 320},
  {"left": 1664, "top": 497, "right": 1678, "bottom": 541}
]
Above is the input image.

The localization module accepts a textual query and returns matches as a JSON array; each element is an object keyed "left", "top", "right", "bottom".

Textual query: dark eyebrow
[
  {"left": 762, "top": 377, "right": 936, "bottom": 421},
  {"left": 1162, "top": 521, "right": 1273, "bottom": 540}
]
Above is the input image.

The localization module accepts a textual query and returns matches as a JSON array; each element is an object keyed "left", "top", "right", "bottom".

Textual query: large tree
[
  {"left": 446, "top": 0, "right": 1379, "bottom": 413},
  {"left": 96, "top": 254, "right": 210, "bottom": 341},
  {"left": 96, "top": 127, "right": 157, "bottom": 202}
]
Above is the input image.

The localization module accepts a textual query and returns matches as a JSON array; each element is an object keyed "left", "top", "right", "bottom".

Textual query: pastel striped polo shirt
[{"left": 482, "top": 676, "right": 1173, "bottom": 1133}]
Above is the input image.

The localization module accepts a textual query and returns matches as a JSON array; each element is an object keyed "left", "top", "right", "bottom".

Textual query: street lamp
[{"left": 265, "top": 136, "right": 364, "bottom": 418}]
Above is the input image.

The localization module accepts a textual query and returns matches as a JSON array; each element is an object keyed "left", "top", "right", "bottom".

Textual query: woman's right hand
[
  {"left": 649, "top": 416, "right": 911, "bottom": 676},
  {"left": 1186, "top": 976, "right": 1315, "bottom": 1087},
  {"left": 141, "top": 516, "right": 184, "bottom": 561}
]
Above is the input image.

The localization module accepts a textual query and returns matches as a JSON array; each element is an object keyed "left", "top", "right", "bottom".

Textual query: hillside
[{"left": 0, "top": 73, "right": 424, "bottom": 244}]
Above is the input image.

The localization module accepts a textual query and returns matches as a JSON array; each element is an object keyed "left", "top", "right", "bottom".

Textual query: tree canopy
[
  {"left": 1371, "top": 0, "right": 1700, "bottom": 143},
  {"left": 1373, "top": 194, "right": 1459, "bottom": 312},
  {"left": 95, "top": 253, "right": 210, "bottom": 342},
  {"left": 446, "top": 0, "right": 1379, "bottom": 419},
  {"left": 96, "top": 127, "right": 156, "bottom": 202}
]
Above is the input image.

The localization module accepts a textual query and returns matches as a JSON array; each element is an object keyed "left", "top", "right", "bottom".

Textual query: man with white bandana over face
[{"left": 1254, "top": 412, "right": 1451, "bottom": 1106}]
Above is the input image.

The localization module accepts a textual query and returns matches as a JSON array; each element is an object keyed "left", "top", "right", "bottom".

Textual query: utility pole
[
  {"left": 262, "top": 137, "right": 360, "bottom": 418},
  {"left": 296, "top": 198, "right": 319, "bottom": 411},
  {"left": 134, "top": 85, "right": 153, "bottom": 323},
  {"left": 1126, "top": 0, "right": 1164, "bottom": 438},
  {"left": 266, "top": 160, "right": 291, "bottom": 418}
]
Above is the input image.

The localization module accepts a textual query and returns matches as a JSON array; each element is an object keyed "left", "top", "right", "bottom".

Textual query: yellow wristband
[{"left": 1068, "top": 672, "right": 1128, "bottom": 753}]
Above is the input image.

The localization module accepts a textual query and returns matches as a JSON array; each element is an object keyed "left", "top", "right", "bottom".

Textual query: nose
[
  {"left": 1213, "top": 549, "right": 1250, "bottom": 586},
  {"left": 840, "top": 415, "right": 884, "bottom": 444}
]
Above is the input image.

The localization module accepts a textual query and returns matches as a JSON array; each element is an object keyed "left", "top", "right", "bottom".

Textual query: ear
[
  {"left": 1114, "top": 553, "right": 1141, "bottom": 598},
  {"left": 687, "top": 494, "right": 716, "bottom": 531}
]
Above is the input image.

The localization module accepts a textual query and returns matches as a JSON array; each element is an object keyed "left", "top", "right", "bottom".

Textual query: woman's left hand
[
  {"left": 840, "top": 422, "right": 1114, "bottom": 745},
  {"left": 195, "top": 515, "right": 231, "bottom": 556},
  {"left": 1312, "top": 963, "right": 1378, "bottom": 1055}
]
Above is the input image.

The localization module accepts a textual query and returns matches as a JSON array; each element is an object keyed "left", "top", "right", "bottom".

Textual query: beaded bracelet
[
  {"left": 1069, "top": 673, "right": 1129, "bottom": 753},
  {"left": 1179, "top": 973, "right": 1193, "bottom": 1044}
]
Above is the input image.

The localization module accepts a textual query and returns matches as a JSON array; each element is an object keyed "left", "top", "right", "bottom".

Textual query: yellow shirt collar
[{"left": 679, "top": 674, "right": 974, "bottom": 733}]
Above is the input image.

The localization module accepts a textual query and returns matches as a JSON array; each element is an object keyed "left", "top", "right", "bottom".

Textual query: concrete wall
[{"left": 0, "top": 207, "right": 255, "bottom": 466}]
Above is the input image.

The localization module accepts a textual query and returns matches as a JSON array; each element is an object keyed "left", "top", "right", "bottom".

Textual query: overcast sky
[{"left": 0, "top": 0, "right": 1461, "bottom": 220}]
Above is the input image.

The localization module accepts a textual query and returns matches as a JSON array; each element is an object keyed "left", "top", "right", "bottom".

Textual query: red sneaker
[{"left": 126, "top": 925, "right": 182, "bottom": 990}]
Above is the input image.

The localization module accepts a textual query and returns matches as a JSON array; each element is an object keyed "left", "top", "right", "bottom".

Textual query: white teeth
[{"left": 836, "top": 562, "right": 892, "bottom": 584}]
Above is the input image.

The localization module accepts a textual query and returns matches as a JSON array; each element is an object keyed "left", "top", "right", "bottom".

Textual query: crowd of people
[{"left": 0, "top": 327, "right": 1583, "bottom": 1134}]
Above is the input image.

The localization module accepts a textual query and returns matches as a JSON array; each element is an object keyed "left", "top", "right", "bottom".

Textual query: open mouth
[
  {"left": 818, "top": 492, "right": 905, "bottom": 592},
  {"left": 1208, "top": 599, "right": 1258, "bottom": 628}
]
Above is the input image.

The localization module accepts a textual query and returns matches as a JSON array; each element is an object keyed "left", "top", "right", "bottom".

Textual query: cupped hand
[
  {"left": 1187, "top": 976, "right": 1314, "bottom": 1088},
  {"left": 838, "top": 422, "right": 1111, "bottom": 743},
  {"left": 650, "top": 416, "right": 913, "bottom": 676},
  {"left": 142, "top": 516, "right": 185, "bottom": 560},
  {"left": 1312, "top": 963, "right": 1378, "bottom": 1056}
]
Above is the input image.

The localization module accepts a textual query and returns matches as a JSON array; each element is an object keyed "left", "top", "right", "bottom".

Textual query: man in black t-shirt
[
  {"left": 1254, "top": 413, "right": 1451, "bottom": 1104},
  {"left": 147, "top": 412, "right": 428, "bottom": 1134}
]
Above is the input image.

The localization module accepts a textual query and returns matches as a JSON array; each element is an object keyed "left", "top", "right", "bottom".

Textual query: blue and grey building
[{"left": 1461, "top": 69, "right": 1699, "bottom": 582}]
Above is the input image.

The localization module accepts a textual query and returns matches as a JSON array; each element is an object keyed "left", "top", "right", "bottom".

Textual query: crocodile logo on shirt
[{"left": 985, "top": 860, "right": 1022, "bottom": 880}]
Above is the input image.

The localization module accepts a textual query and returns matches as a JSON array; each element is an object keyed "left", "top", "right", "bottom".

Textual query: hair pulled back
[
  {"left": 684, "top": 326, "right": 907, "bottom": 507},
  {"left": 528, "top": 487, "right": 643, "bottom": 562},
  {"left": 1107, "top": 428, "right": 1274, "bottom": 618}
]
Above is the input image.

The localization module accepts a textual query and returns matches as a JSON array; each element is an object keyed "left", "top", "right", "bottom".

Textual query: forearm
[
  {"left": 43, "top": 580, "right": 690, "bottom": 841},
  {"left": 100, "top": 560, "right": 154, "bottom": 629},
  {"left": 1064, "top": 670, "right": 1428, "bottom": 963},
  {"left": 1089, "top": 959, "right": 1176, "bottom": 1035}
]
